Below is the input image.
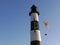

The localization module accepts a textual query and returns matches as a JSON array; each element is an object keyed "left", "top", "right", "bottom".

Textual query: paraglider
[{"left": 43, "top": 21, "right": 49, "bottom": 36}]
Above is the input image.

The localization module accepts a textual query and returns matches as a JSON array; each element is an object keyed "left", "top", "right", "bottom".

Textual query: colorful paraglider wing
[{"left": 44, "top": 22, "right": 48, "bottom": 29}]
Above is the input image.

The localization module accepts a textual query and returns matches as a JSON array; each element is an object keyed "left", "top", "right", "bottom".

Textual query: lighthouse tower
[{"left": 29, "top": 5, "right": 42, "bottom": 45}]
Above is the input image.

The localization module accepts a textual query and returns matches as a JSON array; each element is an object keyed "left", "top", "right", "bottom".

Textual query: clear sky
[{"left": 0, "top": 0, "right": 60, "bottom": 45}]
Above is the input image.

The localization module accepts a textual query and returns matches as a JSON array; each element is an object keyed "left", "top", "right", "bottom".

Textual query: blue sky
[{"left": 0, "top": 0, "right": 60, "bottom": 45}]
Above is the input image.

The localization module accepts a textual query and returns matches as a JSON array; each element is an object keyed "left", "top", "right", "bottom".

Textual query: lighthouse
[{"left": 29, "top": 5, "right": 42, "bottom": 45}]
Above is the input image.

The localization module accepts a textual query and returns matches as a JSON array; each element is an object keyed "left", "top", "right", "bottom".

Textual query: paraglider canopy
[{"left": 44, "top": 21, "right": 49, "bottom": 29}]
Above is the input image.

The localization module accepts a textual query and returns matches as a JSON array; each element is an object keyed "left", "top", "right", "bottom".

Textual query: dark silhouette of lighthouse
[{"left": 29, "top": 5, "right": 42, "bottom": 45}]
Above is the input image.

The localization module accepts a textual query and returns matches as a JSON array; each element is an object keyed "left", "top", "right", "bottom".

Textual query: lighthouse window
[{"left": 31, "top": 21, "right": 39, "bottom": 30}]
